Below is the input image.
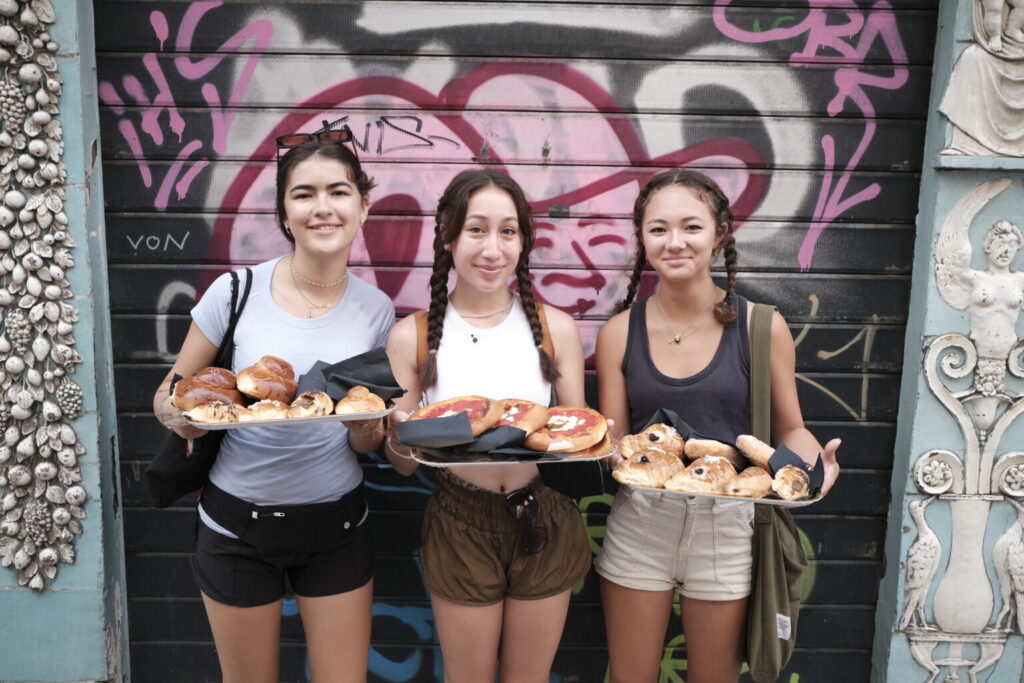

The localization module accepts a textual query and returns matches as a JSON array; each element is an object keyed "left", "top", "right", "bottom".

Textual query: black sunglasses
[
  {"left": 505, "top": 489, "right": 547, "bottom": 555},
  {"left": 275, "top": 125, "right": 358, "bottom": 161}
]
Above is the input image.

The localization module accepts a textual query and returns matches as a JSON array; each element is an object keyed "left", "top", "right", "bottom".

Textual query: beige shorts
[{"left": 595, "top": 485, "right": 754, "bottom": 601}]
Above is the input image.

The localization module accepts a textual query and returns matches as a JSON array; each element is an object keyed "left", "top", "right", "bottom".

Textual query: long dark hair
[
  {"left": 275, "top": 139, "right": 377, "bottom": 243},
  {"left": 616, "top": 169, "right": 738, "bottom": 324},
  {"left": 418, "top": 169, "right": 559, "bottom": 391}
]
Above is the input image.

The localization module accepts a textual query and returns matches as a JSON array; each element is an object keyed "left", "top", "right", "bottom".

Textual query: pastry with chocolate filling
[
  {"left": 772, "top": 464, "right": 811, "bottom": 500},
  {"left": 611, "top": 448, "right": 684, "bottom": 488},
  {"left": 664, "top": 455, "right": 737, "bottom": 494},
  {"left": 620, "top": 423, "right": 684, "bottom": 460}
]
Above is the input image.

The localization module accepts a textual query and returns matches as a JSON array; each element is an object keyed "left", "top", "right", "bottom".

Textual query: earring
[{"left": 283, "top": 223, "right": 292, "bottom": 237}]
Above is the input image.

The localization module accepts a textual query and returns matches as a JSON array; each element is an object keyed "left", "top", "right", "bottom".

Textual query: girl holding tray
[
  {"left": 385, "top": 169, "right": 592, "bottom": 682},
  {"left": 152, "top": 130, "right": 392, "bottom": 683},
  {"left": 594, "top": 169, "right": 841, "bottom": 683}
]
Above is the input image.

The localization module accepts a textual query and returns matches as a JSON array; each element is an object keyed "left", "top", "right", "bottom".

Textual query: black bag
[
  {"left": 745, "top": 303, "right": 808, "bottom": 682},
  {"left": 143, "top": 269, "right": 253, "bottom": 508}
]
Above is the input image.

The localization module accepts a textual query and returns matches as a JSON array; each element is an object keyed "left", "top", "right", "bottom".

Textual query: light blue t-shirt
[{"left": 191, "top": 257, "right": 394, "bottom": 534}]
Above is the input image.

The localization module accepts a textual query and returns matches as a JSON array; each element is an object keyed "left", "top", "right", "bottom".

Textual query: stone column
[
  {"left": 872, "top": 0, "right": 1024, "bottom": 681},
  {"left": 0, "top": 0, "right": 128, "bottom": 680}
]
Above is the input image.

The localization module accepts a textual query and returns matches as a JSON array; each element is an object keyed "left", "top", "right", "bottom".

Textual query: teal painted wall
[{"left": 0, "top": 0, "right": 127, "bottom": 681}]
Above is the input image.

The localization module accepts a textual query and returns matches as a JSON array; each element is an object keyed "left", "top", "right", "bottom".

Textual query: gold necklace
[
  {"left": 289, "top": 254, "right": 348, "bottom": 288},
  {"left": 450, "top": 293, "right": 515, "bottom": 319},
  {"left": 289, "top": 256, "right": 347, "bottom": 318},
  {"left": 653, "top": 291, "right": 717, "bottom": 345}
]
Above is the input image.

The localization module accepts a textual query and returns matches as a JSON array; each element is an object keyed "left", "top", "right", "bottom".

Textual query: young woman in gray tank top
[
  {"left": 384, "top": 170, "right": 592, "bottom": 682},
  {"left": 593, "top": 169, "right": 842, "bottom": 683}
]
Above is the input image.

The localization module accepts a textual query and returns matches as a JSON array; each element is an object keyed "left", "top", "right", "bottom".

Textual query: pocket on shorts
[{"left": 712, "top": 500, "right": 755, "bottom": 595}]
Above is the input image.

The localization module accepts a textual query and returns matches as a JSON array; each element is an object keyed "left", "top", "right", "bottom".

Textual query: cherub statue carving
[
  {"left": 935, "top": 178, "right": 1024, "bottom": 399},
  {"left": 981, "top": 0, "right": 1024, "bottom": 52}
]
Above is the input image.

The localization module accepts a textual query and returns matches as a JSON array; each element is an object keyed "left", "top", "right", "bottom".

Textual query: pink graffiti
[
  {"left": 205, "top": 62, "right": 769, "bottom": 325},
  {"left": 98, "top": 1, "right": 273, "bottom": 210},
  {"left": 714, "top": 0, "right": 909, "bottom": 270}
]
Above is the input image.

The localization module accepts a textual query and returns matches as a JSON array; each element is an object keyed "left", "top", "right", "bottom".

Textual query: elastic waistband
[
  {"left": 432, "top": 469, "right": 544, "bottom": 532},
  {"left": 201, "top": 480, "right": 366, "bottom": 538}
]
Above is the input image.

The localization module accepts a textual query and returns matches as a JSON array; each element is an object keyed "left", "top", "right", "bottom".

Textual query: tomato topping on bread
[
  {"left": 408, "top": 395, "right": 503, "bottom": 436},
  {"left": 523, "top": 406, "right": 608, "bottom": 453},
  {"left": 497, "top": 399, "right": 550, "bottom": 435}
]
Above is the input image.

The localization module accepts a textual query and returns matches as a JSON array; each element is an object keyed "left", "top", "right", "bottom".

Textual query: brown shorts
[{"left": 421, "top": 469, "right": 592, "bottom": 606}]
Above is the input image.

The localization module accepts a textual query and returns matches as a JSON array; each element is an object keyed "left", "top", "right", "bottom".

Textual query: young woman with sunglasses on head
[
  {"left": 593, "top": 169, "right": 842, "bottom": 683},
  {"left": 152, "top": 130, "right": 392, "bottom": 683},
  {"left": 384, "top": 169, "right": 592, "bottom": 682}
]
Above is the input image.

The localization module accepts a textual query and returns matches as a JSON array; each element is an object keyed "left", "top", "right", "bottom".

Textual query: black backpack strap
[{"left": 212, "top": 268, "right": 253, "bottom": 368}]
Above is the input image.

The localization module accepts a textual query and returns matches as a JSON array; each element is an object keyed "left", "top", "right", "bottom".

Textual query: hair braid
[
  {"left": 714, "top": 229, "right": 738, "bottom": 324},
  {"left": 418, "top": 218, "right": 452, "bottom": 391},
  {"left": 516, "top": 263, "right": 560, "bottom": 384},
  {"left": 615, "top": 243, "right": 647, "bottom": 314}
]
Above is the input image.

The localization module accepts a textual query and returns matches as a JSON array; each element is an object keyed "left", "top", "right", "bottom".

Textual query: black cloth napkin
[
  {"left": 397, "top": 416, "right": 578, "bottom": 462},
  {"left": 295, "top": 347, "right": 405, "bottom": 403}
]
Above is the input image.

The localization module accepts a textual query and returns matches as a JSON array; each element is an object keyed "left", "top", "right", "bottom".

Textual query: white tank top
[{"left": 423, "top": 297, "right": 552, "bottom": 406}]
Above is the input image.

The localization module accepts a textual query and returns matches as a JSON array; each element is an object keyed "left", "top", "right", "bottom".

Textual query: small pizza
[
  {"left": 496, "top": 399, "right": 549, "bottom": 435},
  {"left": 523, "top": 406, "right": 608, "bottom": 453},
  {"left": 408, "top": 395, "right": 503, "bottom": 436}
]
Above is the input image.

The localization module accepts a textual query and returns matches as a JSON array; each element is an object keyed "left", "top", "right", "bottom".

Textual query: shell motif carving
[{"left": 0, "top": 0, "right": 85, "bottom": 591}]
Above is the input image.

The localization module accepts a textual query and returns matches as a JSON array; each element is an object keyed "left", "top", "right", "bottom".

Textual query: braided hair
[
  {"left": 615, "top": 169, "right": 739, "bottom": 325},
  {"left": 419, "top": 169, "right": 559, "bottom": 391}
]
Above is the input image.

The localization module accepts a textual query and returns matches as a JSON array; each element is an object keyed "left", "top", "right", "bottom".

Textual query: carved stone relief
[
  {"left": 0, "top": 0, "right": 87, "bottom": 591},
  {"left": 902, "top": 178, "right": 1024, "bottom": 681},
  {"left": 939, "top": 0, "right": 1024, "bottom": 157}
]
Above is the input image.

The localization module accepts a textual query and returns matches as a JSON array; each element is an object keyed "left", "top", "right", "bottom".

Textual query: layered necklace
[
  {"left": 449, "top": 291, "right": 516, "bottom": 343},
  {"left": 652, "top": 289, "right": 717, "bottom": 345},
  {"left": 289, "top": 254, "right": 348, "bottom": 318}
]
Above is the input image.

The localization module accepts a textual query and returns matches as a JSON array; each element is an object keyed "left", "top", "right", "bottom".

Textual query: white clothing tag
[{"left": 776, "top": 613, "right": 792, "bottom": 640}]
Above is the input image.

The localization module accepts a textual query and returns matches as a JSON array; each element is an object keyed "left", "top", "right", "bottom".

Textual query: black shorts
[{"left": 191, "top": 483, "right": 373, "bottom": 607}]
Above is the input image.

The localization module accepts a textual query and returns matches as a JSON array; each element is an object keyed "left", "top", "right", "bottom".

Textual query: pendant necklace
[
  {"left": 653, "top": 291, "right": 717, "bottom": 345},
  {"left": 289, "top": 254, "right": 348, "bottom": 318}
]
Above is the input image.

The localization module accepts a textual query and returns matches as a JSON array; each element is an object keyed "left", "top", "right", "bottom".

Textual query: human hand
[
  {"left": 156, "top": 393, "right": 208, "bottom": 439},
  {"left": 604, "top": 419, "right": 622, "bottom": 470},
  {"left": 819, "top": 438, "right": 841, "bottom": 497}
]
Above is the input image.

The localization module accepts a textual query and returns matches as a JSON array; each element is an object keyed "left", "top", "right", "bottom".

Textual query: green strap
[{"left": 749, "top": 303, "right": 775, "bottom": 444}]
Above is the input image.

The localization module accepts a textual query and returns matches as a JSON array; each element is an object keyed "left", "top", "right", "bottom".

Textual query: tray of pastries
[
  {"left": 611, "top": 424, "right": 821, "bottom": 507},
  {"left": 175, "top": 356, "right": 392, "bottom": 430},
  {"left": 398, "top": 396, "right": 615, "bottom": 466}
]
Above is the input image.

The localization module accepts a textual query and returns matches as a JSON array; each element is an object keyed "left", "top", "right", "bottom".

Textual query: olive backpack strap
[
  {"left": 413, "top": 309, "right": 429, "bottom": 372},
  {"left": 749, "top": 302, "right": 775, "bottom": 444}
]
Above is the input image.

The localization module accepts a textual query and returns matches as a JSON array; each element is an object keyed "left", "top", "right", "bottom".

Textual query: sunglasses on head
[
  {"left": 275, "top": 125, "right": 358, "bottom": 161},
  {"left": 504, "top": 488, "right": 547, "bottom": 555}
]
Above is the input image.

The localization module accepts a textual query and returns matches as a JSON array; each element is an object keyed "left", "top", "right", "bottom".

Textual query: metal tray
[
  {"left": 186, "top": 405, "right": 394, "bottom": 430},
  {"left": 623, "top": 483, "right": 822, "bottom": 507},
  {"left": 411, "top": 441, "right": 617, "bottom": 467}
]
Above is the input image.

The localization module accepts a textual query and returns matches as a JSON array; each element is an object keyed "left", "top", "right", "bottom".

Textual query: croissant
[
  {"left": 727, "top": 467, "right": 774, "bottom": 498},
  {"left": 683, "top": 438, "right": 746, "bottom": 470},
  {"left": 620, "top": 423, "right": 684, "bottom": 460},
  {"left": 772, "top": 465, "right": 811, "bottom": 500},
  {"left": 288, "top": 390, "right": 335, "bottom": 418},
  {"left": 611, "top": 448, "right": 684, "bottom": 488},
  {"left": 736, "top": 434, "right": 774, "bottom": 471},
  {"left": 236, "top": 355, "right": 297, "bottom": 403},
  {"left": 664, "top": 455, "right": 737, "bottom": 494},
  {"left": 335, "top": 386, "right": 386, "bottom": 414},
  {"left": 171, "top": 367, "right": 244, "bottom": 411}
]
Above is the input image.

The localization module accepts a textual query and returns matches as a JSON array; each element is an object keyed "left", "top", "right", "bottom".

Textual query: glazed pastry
[
  {"left": 171, "top": 367, "right": 244, "bottom": 411},
  {"left": 726, "top": 467, "right": 774, "bottom": 498},
  {"left": 772, "top": 464, "right": 811, "bottom": 500},
  {"left": 664, "top": 455, "right": 737, "bottom": 494},
  {"left": 611, "top": 448, "right": 684, "bottom": 488},
  {"left": 736, "top": 434, "right": 774, "bottom": 471},
  {"left": 182, "top": 401, "right": 242, "bottom": 424},
  {"left": 288, "top": 390, "right": 335, "bottom": 418},
  {"left": 236, "top": 355, "right": 298, "bottom": 403},
  {"left": 683, "top": 438, "right": 746, "bottom": 470},
  {"left": 620, "top": 423, "right": 684, "bottom": 460},
  {"left": 238, "top": 399, "right": 290, "bottom": 421},
  {"left": 334, "top": 386, "right": 387, "bottom": 414}
]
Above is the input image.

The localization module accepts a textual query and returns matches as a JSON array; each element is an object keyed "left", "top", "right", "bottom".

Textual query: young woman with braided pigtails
[
  {"left": 384, "top": 169, "right": 591, "bottom": 682},
  {"left": 594, "top": 169, "right": 841, "bottom": 683}
]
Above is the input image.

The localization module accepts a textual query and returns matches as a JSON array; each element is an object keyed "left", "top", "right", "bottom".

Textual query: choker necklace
[
  {"left": 289, "top": 254, "right": 347, "bottom": 288},
  {"left": 653, "top": 291, "right": 717, "bottom": 344},
  {"left": 289, "top": 255, "right": 348, "bottom": 318},
  {"left": 450, "top": 294, "right": 516, "bottom": 320}
]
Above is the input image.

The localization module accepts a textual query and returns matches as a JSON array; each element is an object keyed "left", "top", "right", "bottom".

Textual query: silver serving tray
[
  {"left": 411, "top": 441, "right": 617, "bottom": 467},
  {"left": 186, "top": 405, "right": 394, "bottom": 430},
  {"left": 623, "top": 483, "right": 822, "bottom": 507}
]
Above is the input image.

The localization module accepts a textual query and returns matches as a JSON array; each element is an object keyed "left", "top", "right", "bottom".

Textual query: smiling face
[
  {"left": 282, "top": 155, "right": 369, "bottom": 260},
  {"left": 448, "top": 185, "right": 524, "bottom": 294},
  {"left": 640, "top": 185, "right": 722, "bottom": 283}
]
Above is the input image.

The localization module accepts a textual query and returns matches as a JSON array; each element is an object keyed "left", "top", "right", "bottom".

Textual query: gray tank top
[{"left": 623, "top": 294, "right": 751, "bottom": 443}]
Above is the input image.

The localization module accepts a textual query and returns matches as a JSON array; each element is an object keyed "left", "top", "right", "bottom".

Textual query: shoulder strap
[
  {"left": 213, "top": 268, "right": 253, "bottom": 368},
  {"left": 749, "top": 303, "right": 774, "bottom": 444},
  {"left": 534, "top": 302, "right": 555, "bottom": 360}
]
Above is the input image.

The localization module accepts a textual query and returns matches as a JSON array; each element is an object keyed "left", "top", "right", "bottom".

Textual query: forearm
[
  {"left": 347, "top": 418, "right": 385, "bottom": 455},
  {"left": 775, "top": 426, "right": 823, "bottom": 467}
]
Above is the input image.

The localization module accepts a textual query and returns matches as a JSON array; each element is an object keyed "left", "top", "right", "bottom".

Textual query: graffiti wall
[{"left": 94, "top": 1, "right": 936, "bottom": 680}]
